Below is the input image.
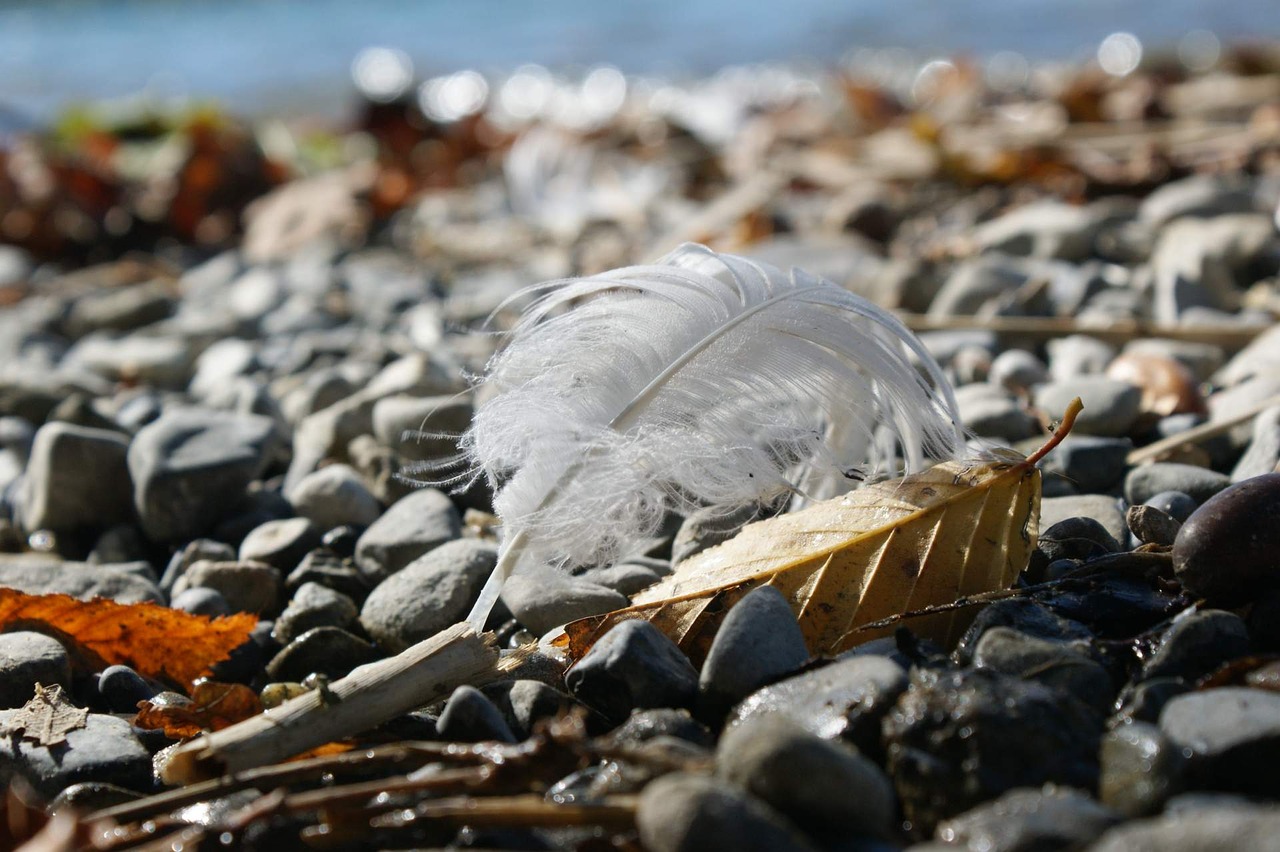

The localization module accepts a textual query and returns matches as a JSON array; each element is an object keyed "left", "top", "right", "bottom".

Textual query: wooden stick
[
  {"left": 161, "top": 623, "right": 517, "bottom": 785},
  {"left": 371, "top": 794, "right": 638, "bottom": 830},
  {"left": 1127, "top": 393, "right": 1280, "bottom": 466},
  {"left": 897, "top": 313, "right": 1269, "bottom": 351}
]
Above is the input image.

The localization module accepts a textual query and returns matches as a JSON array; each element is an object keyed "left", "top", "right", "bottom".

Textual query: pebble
[
  {"left": 953, "top": 599, "right": 1094, "bottom": 664},
  {"left": 273, "top": 582, "right": 359, "bottom": 645},
  {"left": 499, "top": 570, "right": 629, "bottom": 636},
  {"left": 883, "top": 667, "right": 1102, "bottom": 832},
  {"left": 1036, "top": 516, "right": 1122, "bottom": 565},
  {"left": 729, "top": 655, "right": 907, "bottom": 760},
  {"left": 0, "top": 632, "right": 72, "bottom": 709},
  {"left": 605, "top": 708, "right": 713, "bottom": 749},
  {"left": 1173, "top": 473, "right": 1280, "bottom": 604},
  {"left": 435, "top": 684, "right": 518, "bottom": 743},
  {"left": 1045, "top": 335, "right": 1116, "bottom": 381},
  {"left": 359, "top": 539, "right": 497, "bottom": 653},
  {"left": 578, "top": 559, "right": 668, "bottom": 595},
  {"left": 1144, "top": 490, "right": 1199, "bottom": 522},
  {"left": 286, "top": 463, "right": 383, "bottom": 530},
  {"left": 927, "top": 257, "right": 1029, "bottom": 317},
  {"left": 96, "top": 664, "right": 161, "bottom": 713},
  {"left": 672, "top": 502, "right": 773, "bottom": 566},
  {"left": 934, "top": 786, "right": 1121, "bottom": 851},
  {"left": 1231, "top": 404, "right": 1280, "bottom": 482},
  {"left": 954, "top": 384, "right": 1039, "bottom": 442},
  {"left": 1126, "top": 504, "right": 1182, "bottom": 546},
  {"left": 371, "top": 394, "right": 473, "bottom": 461},
  {"left": 352, "top": 487, "right": 461, "bottom": 582},
  {"left": 171, "top": 559, "right": 283, "bottom": 615},
  {"left": 564, "top": 620, "right": 699, "bottom": 725},
  {"left": 973, "top": 200, "right": 1103, "bottom": 261},
  {"left": 1138, "top": 174, "right": 1256, "bottom": 224},
  {"left": 1039, "top": 435, "right": 1132, "bottom": 493},
  {"left": 286, "top": 547, "right": 370, "bottom": 601},
  {"left": 127, "top": 409, "right": 279, "bottom": 542},
  {"left": 265, "top": 626, "right": 382, "bottom": 682},
  {"left": 971, "top": 627, "right": 1114, "bottom": 715},
  {"left": 1033, "top": 378, "right": 1142, "bottom": 436},
  {"left": 480, "top": 679, "right": 578, "bottom": 740},
  {"left": 1125, "top": 463, "right": 1230, "bottom": 506},
  {"left": 170, "top": 586, "right": 233, "bottom": 617},
  {"left": 1138, "top": 609, "right": 1250, "bottom": 682},
  {"left": 1090, "top": 805, "right": 1280, "bottom": 852},
  {"left": 160, "top": 538, "right": 236, "bottom": 592},
  {"left": 1107, "top": 352, "right": 1205, "bottom": 418},
  {"left": 238, "top": 517, "right": 324, "bottom": 572},
  {"left": 0, "top": 710, "right": 153, "bottom": 799},
  {"left": 1113, "top": 678, "right": 1191, "bottom": 726},
  {"left": 717, "top": 715, "right": 896, "bottom": 841},
  {"left": 17, "top": 422, "right": 133, "bottom": 533},
  {"left": 987, "top": 348, "right": 1049, "bottom": 395},
  {"left": 0, "top": 555, "right": 162, "bottom": 603},
  {"left": 636, "top": 772, "right": 819, "bottom": 852},
  {"left": 699, "top": 585, "right": 810, "bottom": 714},
  {"left": 1160, "top": 687, "right": 1280, "bottom": 796},
  {"left": 1040, "top": 495, "right": 1128, "bottom": 545},
  {"left": 1099, "top": 722, "right": 1186, "bottom": 817}
]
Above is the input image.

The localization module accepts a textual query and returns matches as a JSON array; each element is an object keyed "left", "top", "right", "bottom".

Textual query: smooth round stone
[
  {"left": 1039, "top": 436, "right": 1133, "bottom": 493},
  {"left": 265, "top": 626, "right": 381, "bottom": 682},
  {"left": 954, "top": 384, "right": 1039, "bottom": 442},
  {"left": 564, "top": 620, "right": 699, "bottom": 725},
  {"left": 436, "top": 684, "right": 518, "bottom": 743},
  {"left": 936, "top": 786, "right": 1120, "bottom": 851},
  {"left": 636, "top": 772, "right": 819, "bottom": 852},
  {"left": 169, "top": 586, "right": 233, "bottom": 617},
  {"left": 971, "top": 627, "right": 1114, "bottom": 715},
  {"left": 480, "top": 679, "right": 580, "bottom": 741},
  {"left": 699, "top": 585, "right": 809, "bottom": 714},
  {"left": 1037, "top": 516, "right": 1122, "bottom": 563},
  {"left": 1160, "top": 687, "right": 1280, "bottom": 795},
  {"left": 273, "top": 582, "right": 359, "bottom": 646},
  {"left": 1145, "top": 491, "right": 1198, "bottom": 523},
  {"left": 287, "top": 464, "right": 382, "bottom": 531},
  {"left": 988, "top": 349, "right": 1049, "bottom": 394},
  {"left": 1099, "top": 721, "right": 1186, "bottom": 817},
  {"left": 499, "top": 571, "right": 628, "bottom": 637},
  {"left": 717, "top": 715, "right": 896, "bottom": 840},
  {"left": 1113, "top": 678, "right": 1191, "bottom": 726},
  {"left": 1125, "top": 463, "right": 1230, "bottom": 507},
  {"left": 0, "top": 631, "right": 71, "bottom": 709},
  {"left": 171, "top": 560, "right": 283, "bottom": 615},
  {"left": 18, "top": 422, "right": 133, "bottom": 533},
  {"left": 0, "top": 711, "right": 152, "bottom": 798},
  {"left": 1138, "top": 610, "right": 1250, "bottom": 682},
  {"left": 1045, "top": 335, "right": 1117, "bottom": 382},
  {"left": 238, "top": 517, "right": 324, "bottom": 572},
  {"left": 97, "top": 665, "right": 161, "bottom": 713},
  {"left": 1034, "top": 378, "right": 1141, "bottom": 436},
  {"left": 1040, "top": 495, "right": 1128, "bottom": 546},
  {"left": 1090, "top": 806, "right": 1280, "bottom": 852},
  {"left": 604, "top": 708, "right": 713, "bottom": 749},
  {"left": 1173, "top": 473, "right": 1280, "bottom": 604},
  {"left": 353, "top": 488, "right": 461, "bottom": 583}
]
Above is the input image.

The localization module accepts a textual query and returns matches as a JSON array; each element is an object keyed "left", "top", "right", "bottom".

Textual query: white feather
[{"left": 462, "top": 243, "right": 964, "bottom": 628}]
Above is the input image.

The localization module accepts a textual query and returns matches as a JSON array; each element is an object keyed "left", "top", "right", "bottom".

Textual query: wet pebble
[
  {"left": 96, "top": 665, "right": 161, "bottom": 713},
  {"left": 0, "top": 710, "right": 152, "bottom": 798},
  {"left": 1138, "top": 609, "right": 1250, "bottom": 682},
  {"left": 1099, "top": 721, "right": 1186, "bottom": 817},
  {"left": 265, "top": 626, "right": 382, "bottom": 682},
  {"left": 637, "top": 772, "right": 819, "bottom": 852},
  {"left": 699, "top": 585, "right": 810, "bottom": 715},
  {"left": 1160, "top": 687, "right": 1280, "bottom": 796},
  {"left": 1143, "top": 490, "right": 1198, "bottom": 522},
  {"left": 1089, "top": 805, "right": 1280, "bottom": 852},
  {"left": 436, "top": 684, "right": 518, "bottom": 743},
  {"left": 971, "top": 627, "right": 1114, "bottom": 715},
  {"left": 934, "top": 785, "right": 1120, "bottom": 851},
  {"left": 564, "top": 620, "right": 699, "bottom": 725}
]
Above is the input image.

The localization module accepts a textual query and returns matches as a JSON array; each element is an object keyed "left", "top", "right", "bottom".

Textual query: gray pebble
[
  {"left": 0, "top": 710, "right": 152, "bottom": 798},
  {"left": 0, "top": 554, "right": 161, "bottom": 603},
  {"left": 436, "top": 684, "right": 518, "bottom": 743},
  {"left": 1113, "top": 677, "right": 1191, "bottom": 726},
  {"left": 1099, "top": 721, "right": 1186, "bottom": 817},
  {"left": 605, "top": 708, "right": 713, "bottom": 749},
  {"left": 371, "top": 394, "right": 472, "bottom": 461},
  {"left": 238, "top": 517, "right": 323, "bottom": 572},
  {"left": 1160, "top": 687, "right": 1280, "bottom": 795},
  {"left": 500, "top": 570, "right": 628, "bottom": 636},
  {"left": 172, "top": 559, "right": 283, "bottom": 615},
  {"left": 935, "top": 786, "right": 1120, "bottom": 851},
  {"left": 273, "top": 582, "right": 359, "bottom": 645},
  {"left": 1040, "top": 495, "right": 1128, "bottom": 545},
  {"left": 717, "top": 715, "right": 896, "bottom": 840},
  {"left": 161, "top": 538, "right": 236, "bottom": 593},
  {"left": 359, "top": 539, "right": 497, "bottom": 653},
  {"left": 170, "top": 586, "right": 232, "bottom": 617},
  {"left": 1039, "top": 435, "right": 1132, "bottom": 493},
  {"left": 954, "top": 599, "right": 1094, "bottom": 665},
  {"left": 0, "top": 632, "right": 71, "bottom": 709},
  {"left": 96, "top": 665, "right": 161, "bottom": 714},
  {"left": 1144, "top": 490, "right": 1198, "bottom": 522},
  {"left": 700, "top": 585, "right": 809, "bottom": 713},
  {"left": 577, "top": 560, "right": 668, "bottom": 595},
  {"left": 987, "top": 349, "right": 1049, "bottom": 395},
  {"left": 673, "top": 502, "right": 772, "bottom": 566},
  {"left": 1046, "top": 335, "right": 1116, "bottom": 381},
  {"left": 127, "top": 409, "right": 279, "bottom": 542},
  {"left": 564, "top": 620, "right": 699, "bottom": 725},
  {"left": 353, "top": 487, "right": 460, "bottom": 582},
  {"left": 1089, "top": 805, "right": 1280, "bottom": 852},
  {"left": 1139, "top": 174, "right": 1256, "bottom": 224},
  {"left": 480, "top": 679, "right": 578, "bottom": 740},
  {"left": 928, "top": 257, "right": 1029, "bottom": 317},
  {"left": 18, "top": 422, "right": 132, "bottom": 533},
  {"left": 637, "top": 772, "right": 819, "bottom": 852},
  {"left": 1231, "top": 404, "right": 1280, "bottom": 482},
  {"left": 265, "top": 626, "right": 382, "bottom": 682},
  {"left": 1140, "top": 609, "right": 1250, "bottom": 682},
  {"left": 972, "top": 627, "right": 1114, "bottom": 715},
  {"left": 973, "top": 200, "right": 1103, "bottom": 261},
  {"left": 1126, "top": 504, "right": 1182, "bottom": 546},
  {"left": 954, "top": 384, "right": 1039, "bottom": 442},
  {"left": 287, "top": 463, "right": 382, "bottom": 530},
  {"left": 1034, "top": 378, "right": 1141, "bottom": 436},
  {"left": 1125, "top": 463, "right": 1230, "bottom": 506},
  {"left": 286, "top": 548, "right": 369, "bottom": 601}
]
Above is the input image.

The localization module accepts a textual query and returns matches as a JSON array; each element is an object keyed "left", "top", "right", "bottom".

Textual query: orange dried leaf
[
  {"left": 135, "top": 681, "right": 263, "bottom": 739},
  {"left": 0, "top": 589, "right": 256, "bottom": 689}
]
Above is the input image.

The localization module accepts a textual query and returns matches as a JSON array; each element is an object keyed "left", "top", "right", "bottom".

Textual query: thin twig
[{"left": 1128, "top": 393, "right": 1280, "bottom": 465}]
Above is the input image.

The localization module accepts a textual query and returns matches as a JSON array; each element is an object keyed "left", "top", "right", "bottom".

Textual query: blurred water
[{"left": 1, "top": 0, "right": 1277, "bottom": 123}]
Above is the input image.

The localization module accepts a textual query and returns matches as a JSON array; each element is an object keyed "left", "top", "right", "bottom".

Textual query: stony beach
[{"left": 4, "top": 40, "right": 1280, "bottom": 850}]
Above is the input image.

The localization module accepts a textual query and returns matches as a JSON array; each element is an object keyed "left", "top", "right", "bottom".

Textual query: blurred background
[{"left": 2, "top": 0, "right": 1277, "bottom": 125}]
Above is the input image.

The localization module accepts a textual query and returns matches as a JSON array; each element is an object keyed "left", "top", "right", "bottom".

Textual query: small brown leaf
[
  {"left": 0, "top": 589, "right": 257, "bottom": 689},
  {"left": 564, "top": 401, "right": 1081, "bottom": 663},
  {"left": 134, "top": 680, "right": 263, "bottom": 739},
  {"left": 1, "top": 684, "right": 88, "bottom": 747}
]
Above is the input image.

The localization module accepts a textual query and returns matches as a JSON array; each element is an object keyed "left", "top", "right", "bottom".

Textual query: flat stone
[
  {"left": 564, "top": 620, "right": 699, "bottom": 725},
  {"left": 18, "top": 422, "right": 133, "bottom": 533},
  {"left": 717, "top": 715, "right": 895, "bottom": 840},
  {"left": 0, "top": 555, "right": 161, "bottom": 603},
  {"left": 286, "top": 548, "right": 370, "bottom": 602},
  {"left": 128, "top": 409, "right": 278, "bottom": 542},
  {"left": 935, "top": 786, "right": 1120, "bottom": 852},
  {"left": 353, "top": 487, "right": 461, "bottom": 583},
  {"left": 1160, "top": 687, "right": 1280, "bottom": 795},
  {"left": 700, "top": 585, "right": 809, "bottom": 714},
  {"left": 955, "top": 383, "right": 1039, "bottom": 442},
  {"left": 238, "top": 517, "right": 324, "bottom": 572},
  {"left": 66, "top": 334, "right": 193, "bottom": 388},
  {"left": 273, "top": 582, "right": 359, "bottom": 646},
  {"left": 160, "top": 538, "right": 236, "bottom": 593},
  {"left": 1125, "top": 463, "right": 1230, "bottom": 506},
  {"left": 171, "top": 560, "right": 283, "bottom": 615},
  {"left": 360, "top": 539, "right": 497, "bottom": 653},
  {"left": 286, "top": 463, "right": 382, "bottom": 531},
  {"left": 500, "top": 570, "right": 629, "bottom": 636},
  {"left": 1034, "top": 378, "right": 1142, "bottom": 436},
  {"left": 0, "top": 632, "right": 71, "bottom": 709},
  {"left": 636, "top": 772, "right": 819, "bottom": 852},
  {"left": 0, "top": 710, "right": 152, "bottom": 799},
  {"left": 578, "top": 559, "right": 668, "bottom": 595}
]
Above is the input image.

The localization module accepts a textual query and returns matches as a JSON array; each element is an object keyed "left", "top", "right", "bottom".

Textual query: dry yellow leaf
[
  {"left": 1, "top": 684, "right": 88, "bottom": 747},
  {"left": 563, "top": 400, "right": 1081, "bottom": 663}
]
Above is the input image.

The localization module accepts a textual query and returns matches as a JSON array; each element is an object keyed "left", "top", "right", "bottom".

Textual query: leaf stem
[{"left": 1025, "top": 397, "right": 1083, "bottom": 466}]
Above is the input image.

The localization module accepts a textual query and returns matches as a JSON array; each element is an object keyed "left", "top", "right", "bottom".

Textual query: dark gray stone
[
  {"left": 479, "top": 679, "right": 578, "bottom": 740},
  {"left": 1033, "top": 378, "right": 1141, "bottom": 437},
  {"left": 360, "top": 539, "right": 497, "bottom": 653},
  {"left": 700, "top": 586, "right": 809, "bottom": 713},
  {"left": 127, "top": 409, "right": 278, "bottom": 542},
  {"left": 954, "top": 599, "right": 1094, "bottom": 665},
  {"left": 353, "top": 487, "right": 461, "bottom": 582},
  {"left": 1127, "top": 504, "right": 1182, "bottom": 546},
  {"left": 637, "top": 772, "right": 819, "bottom": 852},
  {"left": 1144, "top": 490, "right": 1199, "bottom": 522},
  {"left": 1040, "top": 436, "right": 1132, "bottom": 493},
  {"left": 273, "top": 582, "right": 359, "bottom": 645},
  {"left": 96, "top": 665, "right": 161, "bottom": 714},
  {"left": 286, "top": 548, "right": 369, "bottom": 601},
  {"left": 730, "top": 655, "right": 908, "bottom": 760},
  {"left": 935, "top": 786, "right": 1120, "bottom": 851},
  {"left": 971, "top": 627, "right": 1114, "bottom": 715},
  {"left": 578, "top": 559, "right": 669, "bottom": 595},
  {"left": 1037, "top": 516, "right": 1122, "bottom": 564},
  {"left": 604, "top": 708, "right": 713, "bottom": 749},
  {"left": 1125, "top": 463, "right": 1230, "bottom": 506},
  {"left": 1099, "top": 721, "right": 1186, "bottom": 817},
  {"left": 436, "top": 684, "right": 518, "bottom": 743},
  {"left": 1160, "top": 687, "right": 1280, "bottom": 795},
  {"left": 160, "top": 538, "right": 236, "bottom": 593},
  {"left": 955, "top": 384, "right": 1039, "bottom": 442},
  {"left": 564, "top": 620, "right": 699, "bottom": 725},
  {"left": 500, "top": 570, "right": 629, "bottom": 636},
  {"left": 718, "top": 715, "right": 896, "bottom": 840},
  {"left": 1113, "top": 677, "right": 1191, "bottom": 726},
  {"left": 265, "top": 626, "right": 382, "bottom": 682},
  {"left": 287, "top": 463, "right": 382, "bottom": 530},
  {"left": 18, "top": 422, "right": 133, "bottom": 533},
  {"left": 0, "top": 710, "right": 152, "bottom": 798},
  {"left": 1040, "top": 495, "right": 1127, "bottom": 545},
  {"left": 238, "top": 517, "right": 323, "bottom": 572},
  {"left": 1139, "top": 609, "right": 1250, "bottom": 682},
  {"left": 0, "top": 632, "right": 71, "bottom": 709},
  {"left": 1173, "top": 473, "right": 1280, "bottom": 605},
  {"left": 170, "top": 586, "right": 232, "bottom": 617},
  {"left": 883, "top": 667, "right": 1102, "bottom": 833},
  {"left": 171, "top": 559, "right": 283, "bottom": 615},
  {"left": 673, "top": 502, "right": 774, "bottom": 566}
]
